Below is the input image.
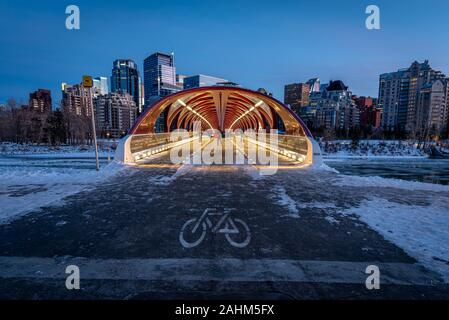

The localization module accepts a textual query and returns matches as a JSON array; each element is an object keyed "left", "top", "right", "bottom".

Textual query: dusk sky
[{"left": 1, "top": 0, "right": 449, "bottom": 105}]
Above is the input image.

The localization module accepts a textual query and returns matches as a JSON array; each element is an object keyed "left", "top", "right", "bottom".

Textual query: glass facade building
[
  {"left": 143, "top": 52, "right": 182, "bottom": 132},
  {"left": 111, "top": 59, "right": 141, "bottom": 112},
  {"left": 144, "top": 52, "right": 180, "bottom": 106},
  {"left": 183, "top": 74, "right": 228, "bottom": 89}
]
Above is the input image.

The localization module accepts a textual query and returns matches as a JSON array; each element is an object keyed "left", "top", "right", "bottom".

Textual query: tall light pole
[{"left": 83, "top": 75, "right": 100, "bottom": 171}]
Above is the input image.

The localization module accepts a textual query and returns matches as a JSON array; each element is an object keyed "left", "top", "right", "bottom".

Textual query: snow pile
[
  {"left": 342, "top": 198, "right": 449, "bottom": 282},
  {"left": 320, "top": 140, "right": 427, "bottom": 159}
]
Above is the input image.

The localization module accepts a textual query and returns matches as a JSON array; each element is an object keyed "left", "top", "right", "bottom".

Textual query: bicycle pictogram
[{"left": 179, "top": 208, "right": 251, "bottom": 248}]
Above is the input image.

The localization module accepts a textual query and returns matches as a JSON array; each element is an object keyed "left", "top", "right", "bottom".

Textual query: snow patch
[
  {"left": 271, "top": 185, "right": 299, "bottom": 218},
  {"left": 341, "top": 198, "right": 449, "bottom": 282},
  {"left": 324, "top": 216, "right": 340, "bottom": 225}
]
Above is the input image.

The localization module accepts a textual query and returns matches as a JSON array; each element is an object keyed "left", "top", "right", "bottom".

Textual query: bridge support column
[
  {"left": 308, "top": 138, "right": 323, "bottom": 168},
  {"left": 115, "top": 135, "right": 134, "bottom": 165}
]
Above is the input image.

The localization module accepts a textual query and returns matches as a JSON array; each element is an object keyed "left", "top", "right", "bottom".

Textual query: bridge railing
[
  {"left": 244, "top": 133, "right": 311, "bottom": 164},
  {"left": 116, "top": 131, "right": 321, "bottom": 166},
  {"left": 129, "top": 132, "right": 197, "bottom": 163}
]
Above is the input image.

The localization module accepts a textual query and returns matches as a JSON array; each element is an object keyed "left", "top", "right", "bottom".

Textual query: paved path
[{"left": 0, "top": 140, "right": 448, "bottom": 299}]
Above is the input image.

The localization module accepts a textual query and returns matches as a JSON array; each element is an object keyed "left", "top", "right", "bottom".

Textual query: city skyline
[{"left": 2, "top": 0, "right": 449, "bottom": 104}]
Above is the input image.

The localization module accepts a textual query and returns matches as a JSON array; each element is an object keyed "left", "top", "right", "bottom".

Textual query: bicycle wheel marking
[{"left": 179, "top": 208, "right": 251, "bottom": 249}]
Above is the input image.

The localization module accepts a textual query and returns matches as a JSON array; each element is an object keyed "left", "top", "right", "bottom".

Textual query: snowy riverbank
[
  {"left": 0, "top": 154, "right": 124, "bottom": 224},
  {"left": 320, "top": 140, "right": 428, "bottom": 159},
  {"left": 0, "top": 142, "right": 116, "bottom": 158}
]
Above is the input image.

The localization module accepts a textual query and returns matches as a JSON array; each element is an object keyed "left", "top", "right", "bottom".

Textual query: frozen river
[
  {"left": 326, "top": 158, "right": 449, "bottom": 185},
  {"left": 3, "top": 154, "right": 449, "bottom": 185}
]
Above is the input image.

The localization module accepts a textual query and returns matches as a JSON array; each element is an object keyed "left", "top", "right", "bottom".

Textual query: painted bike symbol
[{"left": 179, "top": 208, "right": 251, "bottom": 248}]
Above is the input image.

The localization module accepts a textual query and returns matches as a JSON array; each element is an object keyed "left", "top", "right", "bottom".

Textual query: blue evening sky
[{"left": 1, "top": 0, "right": 448, "bottom": 105}]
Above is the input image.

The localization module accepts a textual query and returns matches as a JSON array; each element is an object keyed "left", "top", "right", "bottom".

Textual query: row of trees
[
  {"left": 309, "top": 124, "right": 449, "bottom": 143},
  {"left": 0, "top": 99, "right": 95, "bottom": 145}
]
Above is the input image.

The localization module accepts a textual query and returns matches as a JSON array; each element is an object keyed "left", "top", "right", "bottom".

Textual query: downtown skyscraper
[
  {"left": 111, "top": 59, "right": 142, "bottom": 113},
  {"left": 143, "top": 52, "right": 182, "bottom": 132},
  {"left": 143, "top": 52, "right": 181, "bottom": 106}
]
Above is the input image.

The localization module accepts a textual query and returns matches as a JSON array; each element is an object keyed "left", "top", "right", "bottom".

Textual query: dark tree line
[{"left": 0, "top": 98, "right": 94, "bottom": 145}]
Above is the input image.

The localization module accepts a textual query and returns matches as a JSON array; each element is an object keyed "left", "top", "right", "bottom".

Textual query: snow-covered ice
[{"left": 335, "top": 174, "right": 449, "bottom": 192}]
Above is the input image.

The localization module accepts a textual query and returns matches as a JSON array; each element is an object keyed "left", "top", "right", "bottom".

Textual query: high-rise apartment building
[
  {"left": 61, "top": 83, "right": 100, "bottom": 118},
  {"left": 94, "top": 92, "right": 137, "bottom": 138},
  {"left": 29, "top": 89, "right": 52, "bottom": 113},
  {"left": 379, "top": 60, "right": 448, "bottom": 134},
  {"left": 316, "top": 81, "right": 359, "bottom": 130},
  {"left": 111, "top": 59, "right": 141, "bottom": 112},
  {"left": 417, "top": 80, "right": 446, "bottom": 133}
]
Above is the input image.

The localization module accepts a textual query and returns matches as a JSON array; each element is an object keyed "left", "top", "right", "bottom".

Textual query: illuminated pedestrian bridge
[{"left": 116, "top": 86, "right": 322, "bottom": 168}]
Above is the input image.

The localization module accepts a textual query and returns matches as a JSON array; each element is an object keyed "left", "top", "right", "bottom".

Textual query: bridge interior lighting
[
  {"left": 184, "top": 104, "right": 213, "bottom": 130},
  {"left": 177, "top": 99, "right": 187, "bottom": 107},
  {"left": 230, "top": 101, "right": 264, "bottom": 129}
]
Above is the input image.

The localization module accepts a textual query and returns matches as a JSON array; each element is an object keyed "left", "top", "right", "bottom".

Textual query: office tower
[
  {"left": 143, "top": 52, "right": 182, "bottom": 132},
  {"left": 183, "top": 74, "right": 229, "bottom": 89},
  {"left": 28, "top": 89, "right": 52, "bottom": 113},
  {"left": 143, "top": 52, "right": 181, "bottom": 106},
  {"left": 111, "top": 59, "right": 141, "bottom": 110}
]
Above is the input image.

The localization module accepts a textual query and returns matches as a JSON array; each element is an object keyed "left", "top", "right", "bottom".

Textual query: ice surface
[{"left": 335, "top": 174, "right": 449, "bottom": 192}]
